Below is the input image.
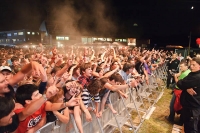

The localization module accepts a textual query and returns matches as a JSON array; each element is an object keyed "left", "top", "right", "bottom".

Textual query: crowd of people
[{"left": 0, "top": 43, "right": 199, "bottom": 133}]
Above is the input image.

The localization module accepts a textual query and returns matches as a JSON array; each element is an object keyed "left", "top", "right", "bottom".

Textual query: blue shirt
[{"left": 118, "top": 70, "right": 131, "bottom": 82}]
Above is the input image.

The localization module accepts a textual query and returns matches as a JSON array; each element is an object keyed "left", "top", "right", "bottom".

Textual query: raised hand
[
  {"left": 129, "top": 78, "right": 137, "bottom": 88},
  {"left": 61, "top": 72, "right": 70, "bottom": 81},
  {"left": 31, "top": 61, "right": 43, "bottom": 77},
  {"left": 39, "top": 64, "right": 47, "bottom": 82},
  {"left": 66, "top": 95, "right": 80, "bottom": 107},
  {"left": 85, "top": 111, "right": 92, "bottom": 122},
  {"left": 45, "top": 85, "right": 59, "bottom": 99}
]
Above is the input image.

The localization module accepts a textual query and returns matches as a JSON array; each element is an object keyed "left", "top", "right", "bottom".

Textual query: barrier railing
[{"left": 37, "top": 63, "right": 167, "bottom": 133}]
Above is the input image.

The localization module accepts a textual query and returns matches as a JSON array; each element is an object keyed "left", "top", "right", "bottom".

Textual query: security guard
[{"left": 177, "top": 57, "right": 200, "bottom": 133}]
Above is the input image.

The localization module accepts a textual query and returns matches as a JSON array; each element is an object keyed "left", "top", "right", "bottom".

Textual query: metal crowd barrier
[{"left": 37, "top": 63, "right": 167, "bottom": 133}]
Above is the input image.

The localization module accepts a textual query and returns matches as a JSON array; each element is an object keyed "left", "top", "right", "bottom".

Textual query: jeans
[
  {"left": 168, "top": 93, "right": 176, "bottom": 121},
  {"left": 167, "top": 71, "right": 175, "bottom": 88}
]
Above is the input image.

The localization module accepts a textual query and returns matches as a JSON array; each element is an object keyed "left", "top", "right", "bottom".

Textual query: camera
[{"left": 169, "top": 70, "right": 176, "bottom": 76}]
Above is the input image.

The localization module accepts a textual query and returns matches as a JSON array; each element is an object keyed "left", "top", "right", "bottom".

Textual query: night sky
[{"left": 1, "top": 0, "right": 200, "bottom": 47}]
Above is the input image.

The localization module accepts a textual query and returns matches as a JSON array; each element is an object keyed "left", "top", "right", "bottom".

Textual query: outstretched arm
[
  {"left": 101, "top": 65, "right": 119, "bottom": 78},
  {"left": 9, "top": 61, "right": 42, "bottom": 86},
  {"left": 17, "top": 85, "right": 59, "bottom": 121}
]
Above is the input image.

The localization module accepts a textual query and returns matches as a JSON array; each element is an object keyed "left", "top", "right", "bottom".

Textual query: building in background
[
  {"left": 0, "top": 29, "right": 150, "bottom": 48},
  {"left": 0, "top": 29, "right": 41, "bottom": 47}
]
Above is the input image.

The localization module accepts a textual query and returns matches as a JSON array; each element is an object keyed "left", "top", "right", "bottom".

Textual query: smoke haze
[
  {"left": 0, "top": 0, "right": 118, "bottom": 37},
  {"left": 45, "top": 0, "right": 118, "bottom": 36}
]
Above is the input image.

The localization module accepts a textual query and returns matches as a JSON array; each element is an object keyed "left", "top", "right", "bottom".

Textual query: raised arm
[
  {"left": 104, "top": 79, "right": 137, "bottom": 91},
  {"left": 45, "top": 94, "right": 80, "bottom": 111},
  {"left": 90, "top": 49, "right": 95, "bottom": 61},
  {"left": 100, "top": 57, "right": 108, "bottom": 69},
  {"left": 111, "top": 47, "right": 116, "bottom": 59},
  {"left": 68, "top": 64, "right": 78, "bottom": 80},
  {"left": 92, "top": 63, "right": 100, "bottom": 77},
  {"left": 101, "top": 49, "right": 107, "bottom": 62},
  {"left": 17, "top": 85, "right": 59, "bottom": 121},
  {"left": 9, "top": 61, "right": 42, "bottom": 86},
  {"left": 56, "top": 63, "right": 69, "bottom": 78},
  {"left": 101, "top": 65, "right": 119, "bottom": 78}
]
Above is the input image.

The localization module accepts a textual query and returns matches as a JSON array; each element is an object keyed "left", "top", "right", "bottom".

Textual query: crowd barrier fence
[{"left": 36, "top": 63, "right": 168, "bottom": 133}]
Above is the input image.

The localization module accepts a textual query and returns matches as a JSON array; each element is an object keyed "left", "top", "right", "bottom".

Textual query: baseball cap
[{"left": 0, "top": 66, "right": 12, "bottom": 72}]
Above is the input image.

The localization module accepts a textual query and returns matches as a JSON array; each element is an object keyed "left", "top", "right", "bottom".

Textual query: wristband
[{"left": 42, "top": 94, "right": 48, "bottom": 101}]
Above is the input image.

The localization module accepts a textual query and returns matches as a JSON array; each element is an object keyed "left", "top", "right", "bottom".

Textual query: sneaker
[{"left": 165, "top": 116, "right": 174, "bottom": 124}]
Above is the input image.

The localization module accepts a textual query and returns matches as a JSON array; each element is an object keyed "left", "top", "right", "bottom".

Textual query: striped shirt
[{"left": 81, "top": 88, "right": 100, "bottom": 108}]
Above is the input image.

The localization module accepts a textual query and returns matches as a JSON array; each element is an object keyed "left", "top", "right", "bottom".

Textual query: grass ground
[
  {"left": 113, "top": 88, "right": 175, "bottom": 133},
  {"left": 137, "top": 89, "right": 173, "bottom": 133}
]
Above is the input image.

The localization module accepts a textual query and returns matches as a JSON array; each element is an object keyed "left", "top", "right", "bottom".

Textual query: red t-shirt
[{"left": 14, "top": 103, "right": 46, "bottom": 133}]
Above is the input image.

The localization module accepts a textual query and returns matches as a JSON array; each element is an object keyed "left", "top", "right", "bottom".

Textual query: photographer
[{"left": 166, "top": 53, "right": 180, "bottom": 89}]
